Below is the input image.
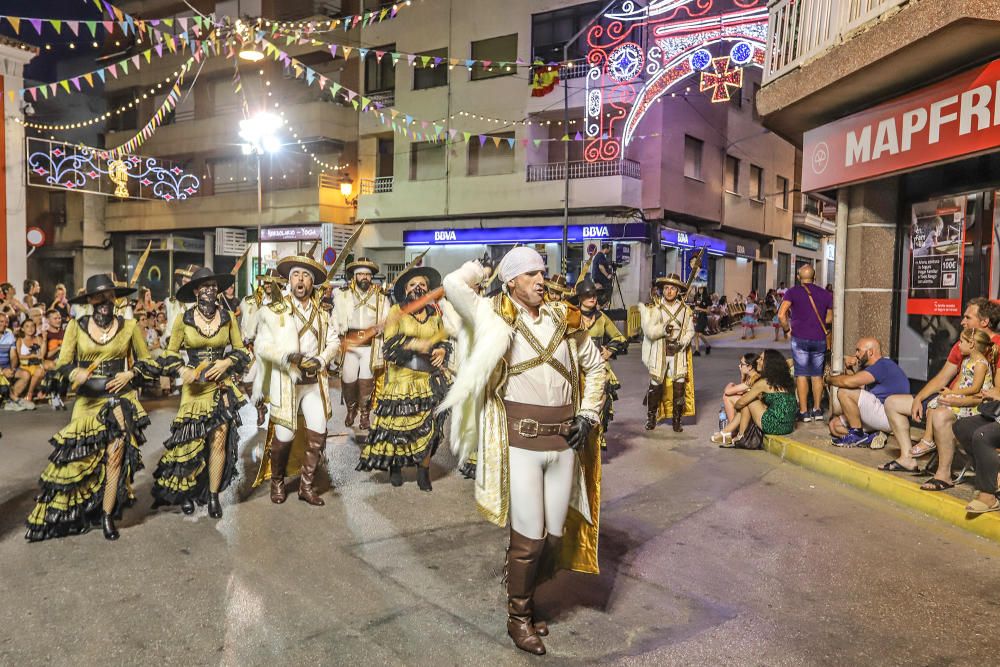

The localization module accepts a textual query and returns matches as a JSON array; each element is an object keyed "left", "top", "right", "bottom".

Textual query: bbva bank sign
[{"left": 404, "top": 222, "right": 649, "bottom": 245}]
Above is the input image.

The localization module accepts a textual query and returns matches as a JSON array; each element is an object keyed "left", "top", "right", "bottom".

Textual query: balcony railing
[
  {"left": 765, "top": 0, "right": 909, "bottom": 83},
  {"left": 367, "top": 89, "right": 395, "bottom": 107},
  {"left": 361, "top": 176, "right": 394, "bottom": 194},
  {"left": 526, "top": 158, "right": 641, "bottom": 182}
]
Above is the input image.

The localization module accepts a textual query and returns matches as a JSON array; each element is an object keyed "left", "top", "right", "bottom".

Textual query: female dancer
[
  {"left": 151, "top": 268, "right": 251, "bottom": 518},
  {"left": 25, "top": 275, "right": 156, "bottom": 541},
  {"left": 357, "top": 266, "right": 452, "bottom": 491}
]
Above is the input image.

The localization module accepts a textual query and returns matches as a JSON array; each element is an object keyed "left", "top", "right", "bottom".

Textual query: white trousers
[
  {"left": 342, "top": 345, "right": 373, "bottom": 383},
  {"left": 272, "top": 382, "right": 327, "bottom": 441},
  {"left": 508, "top": 447, "right": 576, "bottom": 540}
]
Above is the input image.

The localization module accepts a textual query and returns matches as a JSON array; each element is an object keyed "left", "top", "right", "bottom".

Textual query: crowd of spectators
[{"left": 0, "top": 279, "right": 183, "bottom": 410}]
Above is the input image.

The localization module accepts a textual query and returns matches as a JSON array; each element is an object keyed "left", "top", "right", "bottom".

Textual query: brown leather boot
[
  {"left": 357, "top": 377, "right": 375, "bottom": 431},
  {"left": 298, "top": 429, "right": 326, "bottom": 506},
  {"left": 672, "top": 382, "right": 686, "bottom": 432},
  {"left": 342, "top": 380, "right": 359, "bottom": 427},
  {"left": 644, "top": 383, "right": 664, "bottom": 431},
  {"left": 531, "top": 533, "right": 562, "bottom": 637},
  {"left": 269, "top": 436, "right": 292, "bottom": 504},
  {"left": 506, "top": 529, "right": 546, "bottom": 655}
]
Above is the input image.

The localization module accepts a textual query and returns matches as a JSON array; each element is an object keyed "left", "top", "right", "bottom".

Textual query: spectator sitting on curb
[
  {"left": 951, "top": 383, "right": 1000, "bottom": 513},
  {"left": 711, "top": 352, "right": 760, "bottom": 445},
  {"left": 879, "top": 297, "right": 1000, "bottom": 474},
  {"left": 723, "top": 350, "right": 798, "bottom": 449},
  {"left": 826, "top": 337, "right": 910, "bottom": 449}
]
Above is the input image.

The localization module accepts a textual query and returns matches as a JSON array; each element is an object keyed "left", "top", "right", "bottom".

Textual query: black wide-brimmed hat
[
  {"left": 175, "top": 267, "right": 236, "bottom": 303},
  {"left": 69, "top": 274, "right": 137, "bottom": 304},
  {"left": 392, "top": 266, "right": 441, "bottom": 304},
  {"left": 346, "top": 257, "right": 379, "bottom": 276},
  {"left": 276, "top": 253, "right": 327, "bottom": 284},
  {"left": 569, "top": 276, "right": 599, "bottom": 304}
]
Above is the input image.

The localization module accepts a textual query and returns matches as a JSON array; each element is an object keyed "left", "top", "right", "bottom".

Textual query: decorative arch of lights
[{"left": 584, "top": 0, "right": 768, "bottom": 163}]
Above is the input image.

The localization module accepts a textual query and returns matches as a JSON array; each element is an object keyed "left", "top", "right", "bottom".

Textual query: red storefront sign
[{"left": 802, "top": 57, "right": 1000, "bottom": 191}]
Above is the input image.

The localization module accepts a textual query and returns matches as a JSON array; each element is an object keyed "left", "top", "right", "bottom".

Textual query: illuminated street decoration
[
  {"left": 699, "top": 56, "right": 743, "bottom": 103},
  {"left": 26, "top": 138, "right": 201, "bottom": 201},
  {"left": 584, "top": 0, "right": 768, "bottom": 162}
]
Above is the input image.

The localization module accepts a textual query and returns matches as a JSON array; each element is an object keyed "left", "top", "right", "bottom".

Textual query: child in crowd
[
  {"left": 741, "top": 295, "right": 758, "bottom": 340},
  {"left": 912, "top": 328, "right": 996, "bottom": 458}
]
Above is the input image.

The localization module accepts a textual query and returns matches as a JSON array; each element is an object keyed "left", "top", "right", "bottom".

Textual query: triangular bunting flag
[
  {"left": 329, "top": 45, "right": 338, "bottom": 58},
  {"left": 533, "top": 139, "right": 542, "bottom": 147},
  {"left": 60, "top": 80, "right": 71, "bottom": 93},
  {"left": 28, "top": 18, "right": 43, "bottom": 35},
  {"left": 132, "top": 55, "right": 140, "bottom": 68},
  {"left": 6, "top": 17, "right": 20, "bottom": 34},
  {"left": 342, "top": 46, "right": 353, "bottom": 58},
  {"left": 121, "top": 59, "right": 130, "bottom": 74},
  {"left": 67, "top": 20, "right": 80, "bottom": 36},
  {"left": 51, "top": 20, "right": 62, "bottom": 34},
  {"left": 351, "top": 99, "right": 359, "bottom": 110},
  {"left": 420, "top": 55, "right": 430, "bottom": 68},
  {"left": 83, "top": 73, "right": 94, "bottom": 87},
  {"left": 96, "top": 69, "right": 106, "bottom": 82},
  {"left": 479, "top": 135, "right": 488, "bottom": 146},
  {"left": 406, "top": 54, "right": 416, "bottom": 66},
  {"left": 391, "top": 53, "right": 400, "bottom": 66},
  {"left": 108, "top": 64, "right": 118, "bottom": 78},
  {"left": 463, "top": 132, "right": 471, "bottom": 143},
  {"left": 492, "top": 136, "right": 502, "bottom": 148},
  {"left": 561, "top": 134, "right": 570, "bottom": 141},
  {"left": 507, "top": 138, "right": 516, "bottom": 148},
  {"left": 358, "top": 48, "right": 369, "bottom": 60},
  {"left": 143, "top": 49, "right": 152, "bottom": 63}
]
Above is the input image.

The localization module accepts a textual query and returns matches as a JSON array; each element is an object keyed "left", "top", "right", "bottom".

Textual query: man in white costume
[
  {"left": 253, "top": 252, "right": 340, "bottom": 507},
  {"left": 440, "top": 247, "right": 606, "bottom": 656},
  {"left": 333, "top": 257, "right": 388, "bottom": 430},
  {"left": 640, "top": 273, "right": 695, "bottom": 432}
]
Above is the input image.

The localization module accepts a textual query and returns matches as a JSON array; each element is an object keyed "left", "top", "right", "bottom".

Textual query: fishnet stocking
[
  {"left": 102, "top": 404, "right": 128, "bottom": 514},
  {"left": 208, "top": 425, "right": 229, "bottom": 493}
]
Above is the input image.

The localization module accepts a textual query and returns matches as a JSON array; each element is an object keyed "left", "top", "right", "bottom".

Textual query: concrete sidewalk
[{"left": 763, "top": 422, "right": 1000, "bottom": 543}]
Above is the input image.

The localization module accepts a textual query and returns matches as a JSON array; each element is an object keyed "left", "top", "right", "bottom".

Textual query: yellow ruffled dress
[
  {"left": 25, "top": 317, "right": 155, "bottom": 542},
  {"left": 151, "top": 309, "right": 251, "bottom": 506},
  {"left": 357, "top": 304, "right": 451, "bottom": 470}
]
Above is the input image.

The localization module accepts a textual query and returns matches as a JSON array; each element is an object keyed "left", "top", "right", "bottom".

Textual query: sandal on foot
[
  {"left": 910, "top": 439, "right": 936, "bottom": 458},
  {"left": 920, "top": 478, "right": 954, "bottom": 491},
  {"left": 965, "top": 499, "right": 1000, "bottom": 514},
  {"left": 710, "top": 431, "right": 733, "bottom": 445},
  {"left": 878, "top": 460, "right": 919, "bottom": 473}
]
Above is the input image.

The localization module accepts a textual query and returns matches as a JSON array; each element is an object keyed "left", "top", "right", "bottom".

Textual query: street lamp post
[{"left": 238, "top": 111, "right": 284, "bottom": 281}]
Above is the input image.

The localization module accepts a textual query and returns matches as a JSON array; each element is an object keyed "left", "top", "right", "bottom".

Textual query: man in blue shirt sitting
[{"left": 825, "top": 337, "right": 910, "bottom": 448}]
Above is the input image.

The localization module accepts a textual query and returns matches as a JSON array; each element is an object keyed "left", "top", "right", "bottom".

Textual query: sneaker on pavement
[
  {"left": 833, "top": 428, "right": 870, "bottom": 447},
  {"left": 798, "top": 411, "right": 813, "bottom": 423},
  {"left": 22, "top": 399, "right": 36, "bottom": 410},
  {"left": 810, "top": 409, "right": 825, "bottom": 421},
  {"left": 3, "top": 399, "right": 26, "bottom": 412}
]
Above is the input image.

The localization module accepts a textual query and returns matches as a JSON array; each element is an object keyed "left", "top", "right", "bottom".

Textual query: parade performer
[
  {"left": 356, "top": 266, "right": 452, "bottom": 491},
  {"left": 252, "top": 252, "right": 340, "bottom": 507},
  {"left": 151, "top": 268, "right": 251, "bottom": 519},
  {"left": 440, "top": 248, "right": 606, "bottom": 655},
  {"left": 334, "top": 257, "right": 389, "bottom": 430},
  {"left": 571, "top": 277, "right": 627, "bottom": 448},
  {"left": 165, "top": 264, "right": 200, "bottom": 336},
  {"left": 543, "top": 273, "right": 572, "bottom": 302},
  {"left": 640, "top": 274, "right": 696, "bottom": 432},
  {"left": 239, "top": 269, "right": 285, "bottom": 346},
  {"left": 25, "top": 275, "right": 157, "bottom": 541}
]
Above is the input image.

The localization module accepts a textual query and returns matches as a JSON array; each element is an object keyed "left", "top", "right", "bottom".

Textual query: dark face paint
[
  {"left": 196, "top": 281, "right": 219, "bottom": 317},
  {"left": 93, "top": 297, "right": 115, "bottom": 328}
]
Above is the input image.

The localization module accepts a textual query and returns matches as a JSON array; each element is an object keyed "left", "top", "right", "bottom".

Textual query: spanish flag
[{"left": 531, "top": 61, "right": 560, "bottom": 98}]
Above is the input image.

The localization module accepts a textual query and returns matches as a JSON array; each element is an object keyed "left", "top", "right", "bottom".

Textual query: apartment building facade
[{"left": 758, "top": 0, "right": 1000, "bottom": 380}]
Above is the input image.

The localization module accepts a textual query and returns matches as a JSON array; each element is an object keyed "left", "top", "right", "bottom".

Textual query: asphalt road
[{"left": 2, "top": 344, "right": 999, "bottom": 666}]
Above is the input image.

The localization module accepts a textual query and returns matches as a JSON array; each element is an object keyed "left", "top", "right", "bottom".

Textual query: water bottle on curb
[{"left": 718, "top": 405, "right": 728, "bottom": 432}]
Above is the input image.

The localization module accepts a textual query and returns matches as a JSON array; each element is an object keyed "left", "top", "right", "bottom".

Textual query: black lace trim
[{"left": 47, "top": 400, "right": 150, "bottom": 465}]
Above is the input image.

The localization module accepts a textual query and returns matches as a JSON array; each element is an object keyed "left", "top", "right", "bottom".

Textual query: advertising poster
[{"left": 906, "top": 197, "right": 966, "bottom": 316}]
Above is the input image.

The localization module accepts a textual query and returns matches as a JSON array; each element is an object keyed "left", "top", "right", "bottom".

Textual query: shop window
[
  {"left": 684, "top": 135, "right": 703, "bottom": 181},
  {"left": 750, "top": 164, "right": 763, "bottom": 201},
  {"left": 414, "top": 48, "right": 448, "bottom": 90},
  {"left": 410, "top": 141, "right": 446, "bottom": 181},
  {"left": 777, "top": 175, "right": 789, "bottom": 209},
  {"left": 531, "top": 2, "right": 601, "bottom": 63},
  {"left": 365, "top": 43, "right": 396, "bottom": 93},
  {"left": 468, "top": 132, "right": 515, "bottom": 176},
  {"left": 725, "top": 155, "right": 740, "bottom": 194},
  {"left": 471, "top": 34, "right": 517, "bottom": 81}
]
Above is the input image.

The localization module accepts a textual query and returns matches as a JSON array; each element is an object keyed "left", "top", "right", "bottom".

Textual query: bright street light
[{"left": 239, "top": 112, "right": 284, "bottom": 154}]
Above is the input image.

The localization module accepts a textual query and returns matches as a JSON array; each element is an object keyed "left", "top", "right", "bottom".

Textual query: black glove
[{"left": 565, "top": 415, "right": 594, "bottom": 451}]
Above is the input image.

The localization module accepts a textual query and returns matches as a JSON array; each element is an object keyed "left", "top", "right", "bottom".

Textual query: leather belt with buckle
[
  {"left": 345, "top": 329, "right": 372, "bottom": 345},
  {"left": 513, "top": 418, "right": 572, "bottom": 439}
]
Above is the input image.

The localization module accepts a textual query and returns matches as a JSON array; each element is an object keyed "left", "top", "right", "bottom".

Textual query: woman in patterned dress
[
  {"left": 151, "top": 268, "right": 251, "bottom": 519},
  {"left": 357, "top": 267, "right": 452, "bottom": 491},
  {"left": 25, "top": 275, "right": 157, "bottom": 541}
]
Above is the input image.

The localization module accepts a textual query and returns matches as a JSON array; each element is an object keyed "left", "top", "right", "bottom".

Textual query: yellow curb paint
[{"left": 764, "top": 435, "right": 1000, "bottom": 544}]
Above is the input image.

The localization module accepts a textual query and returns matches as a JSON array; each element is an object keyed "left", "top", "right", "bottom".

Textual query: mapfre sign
[{"left": 802, "top": 57, "right": 1000, "bottom": 191}]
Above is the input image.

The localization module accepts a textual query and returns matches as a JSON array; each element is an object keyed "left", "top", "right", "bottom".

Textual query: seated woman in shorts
[{"left": 722, "top": 350, "right": 798, "bottom": 449}]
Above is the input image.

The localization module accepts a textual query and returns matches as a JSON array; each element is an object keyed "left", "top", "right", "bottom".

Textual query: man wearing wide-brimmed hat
[
  {"left": 439, "top": 247, "right": 606, "bottom": 656},
  {"left": 334, "top": 257, "right": 389, "bottom": 430},
  {"left": 240, "top": 268, "right": 286, "bottom": 346},
  {"left": 252, "top": 251, "right": 340, "bottom": 507},
  {"left": 543, "top": 273, "right": 572, "bottom": 303},
  {"left": 640, "top": 273, "right": 695, "bottom": 432}
]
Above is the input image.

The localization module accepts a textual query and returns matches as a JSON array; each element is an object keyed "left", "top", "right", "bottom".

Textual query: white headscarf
[{"left": 497, "top": 247, "right": 546, "bottom": 284}]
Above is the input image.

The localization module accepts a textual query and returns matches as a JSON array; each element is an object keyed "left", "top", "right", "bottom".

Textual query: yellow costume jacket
[
  {"left": 252, "top": 295, "right": 340, "bottom": 430},
  {"left": 440, "top": 261, "right": 607, "bottom": 574}
]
